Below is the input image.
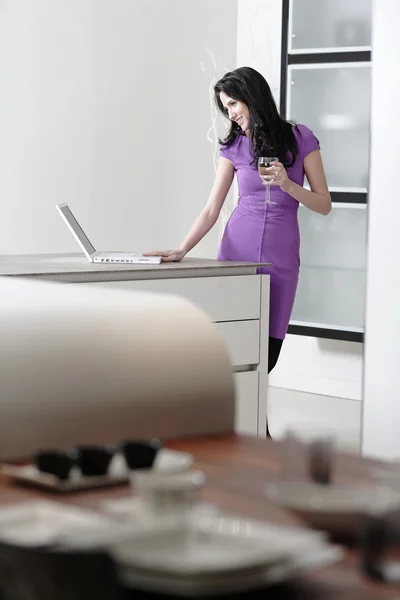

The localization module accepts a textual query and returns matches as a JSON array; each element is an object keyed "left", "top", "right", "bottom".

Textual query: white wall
[
  {"left": 0, "top": 1, "right": 91, "bottom": 254},
  {"left": 237, "top": 0, "right": 282, "bottom": 105},
  {"left": 362, "top": 0, "right": 400, "bottom": 460},
  {"left": 0, "top": 0, "right": 237, "bottom": 257}
]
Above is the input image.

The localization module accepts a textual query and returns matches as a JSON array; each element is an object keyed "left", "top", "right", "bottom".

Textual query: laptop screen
[{"left": 56, "top": 204, "right": 96, "bottom": 259}]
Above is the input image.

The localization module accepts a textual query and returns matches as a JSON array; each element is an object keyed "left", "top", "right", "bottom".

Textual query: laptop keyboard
[{"left": 110, "top": 252, "right": 140, "bottom": 259}]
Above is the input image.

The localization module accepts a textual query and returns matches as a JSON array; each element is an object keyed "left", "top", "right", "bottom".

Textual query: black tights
[
  {"left": 266, "top": 336, "right": 283, "bottom": 438},
  {"left": 268, "top": 336, "right": 283, "bottom": 374}
]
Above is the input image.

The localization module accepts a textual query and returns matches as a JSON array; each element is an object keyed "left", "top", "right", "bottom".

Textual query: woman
[{"left": 145, "top": 66, "right": 331, "bottom": 375}]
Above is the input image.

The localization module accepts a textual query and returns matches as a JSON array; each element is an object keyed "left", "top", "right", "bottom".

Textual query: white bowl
[{"left": 130, "top": 470, "right": 206, "bottom": 511}]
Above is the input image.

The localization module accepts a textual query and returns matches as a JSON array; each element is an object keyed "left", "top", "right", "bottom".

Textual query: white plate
[
  {"left": 120, "top": 544, "right": 343, "bottom": 597},
  {"left": 0, "top": 449, "right": 193, "bottom": 492},
  {"left": 112, "top": 514, "right": 343, "bottom": 597},
  {"left": 111, "top": 521, "right": 289, "bottom": 580},
  {"left": 264, "top": 480, "right": 400, "bottom": 535},
  {"left": 111, "top": 513, "right": 337, "bottom": 577},
  {"left": 0, "top": 500, "right": 117, "bottom": 547}
]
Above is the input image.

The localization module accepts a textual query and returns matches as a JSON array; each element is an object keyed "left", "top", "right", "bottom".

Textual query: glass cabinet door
[
  {"left": 287, "top": 63, "right": 371, "bottom": 191},
  {"left": 289, "top": 0, "right": 372, "bottom": 53},
  {"left": 291, "top": 205, "right": 367, "bottom": 333}
]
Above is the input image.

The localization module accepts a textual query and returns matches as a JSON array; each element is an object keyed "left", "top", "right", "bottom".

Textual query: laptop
[{"left": 56, "top": 203, "right": 162, "bottom": 264}]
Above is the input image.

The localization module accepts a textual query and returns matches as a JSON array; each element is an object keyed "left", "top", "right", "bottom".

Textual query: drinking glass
[
  {"left": 258, "top": 156, "right": 279, "bottom": 204},
  {"left": 281, "top": 426, "right": 337, "bottom": 484}
]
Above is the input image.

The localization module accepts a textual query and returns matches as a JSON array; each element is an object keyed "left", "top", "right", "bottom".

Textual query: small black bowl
[
  {"left": 75, "top": 445, "right": 115, "bottom": 477},
  {"left": 120, "top": 438, "right": 161, "bottom": 470},
  {"left": 34, "top": 449, "right": 77, "bottom": 481}
]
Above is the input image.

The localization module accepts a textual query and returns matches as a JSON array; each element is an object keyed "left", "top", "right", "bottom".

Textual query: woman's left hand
[{"left": 261, "top": 161, "right": 291, "bottom": 192}]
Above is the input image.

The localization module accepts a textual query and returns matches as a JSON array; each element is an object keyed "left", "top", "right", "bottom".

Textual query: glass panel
[
  {"left": 291, "top": 206, "right": 367, "bottom": 331},
  {"left": 288, "top": 64, "right": 371, "bottom": 190},
  {"left": 290, "top": 0, "right": 372, "bottom": 52}
]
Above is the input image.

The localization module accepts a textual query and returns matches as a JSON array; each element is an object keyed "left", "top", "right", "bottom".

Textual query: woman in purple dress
[{"left": 145, "top": 67, "right": 331, "bottom": 376}]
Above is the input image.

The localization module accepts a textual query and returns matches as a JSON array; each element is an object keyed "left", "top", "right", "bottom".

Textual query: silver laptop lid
[{"left": 56, "top": 203, "right": 96, "bottom": 259}]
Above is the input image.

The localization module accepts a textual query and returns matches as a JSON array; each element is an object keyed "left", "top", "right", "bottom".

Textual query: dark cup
[
  {"left": 360, "top": 510, "right": 400, "bottom": 583},
  {"left": 75, "top": 445, "right": 115, "bottom": 477},
  {"left": 120, "top": 438, "right": 161, "bottom": 470},
  {"left": 34, "top": 449, "right": 77, "bottom": 481}
]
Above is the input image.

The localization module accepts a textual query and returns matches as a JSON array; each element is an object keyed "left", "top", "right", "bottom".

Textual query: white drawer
[
  {"left": 86, "top": 275, "right": 261, "bottom": 322},
  {"left": 234, "top": 371, "right": 259, "bottom": 436},
  {"left": 215, "top": 321, "right": 260, "bottom": 367}
]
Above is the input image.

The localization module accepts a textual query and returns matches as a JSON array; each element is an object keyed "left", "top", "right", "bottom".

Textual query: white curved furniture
[{"left": 0, "top": 255, "right": 270, "bottom": 437}]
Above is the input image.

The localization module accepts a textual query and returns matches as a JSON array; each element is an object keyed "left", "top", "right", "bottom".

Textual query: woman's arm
[
  {"left": 144, "top": 157, "right": 234, "bottom": 261},
  {"left": 285, "top": 150, "right": 331, "bottom": 215},
  {"left": 264, "top": 150, "right": 331, "bottom": 216},
  {"left": 178, "top": 157, "right": 234, "bottom": 254}
]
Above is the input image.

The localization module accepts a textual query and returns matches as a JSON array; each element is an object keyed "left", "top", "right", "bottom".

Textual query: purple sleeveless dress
[{"left": 217, "top": 124, "right": 320, "bottom": 340}]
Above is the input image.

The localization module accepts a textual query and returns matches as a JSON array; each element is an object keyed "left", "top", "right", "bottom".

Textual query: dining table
[{"left": 1, "top": 433, "right": 399, "bottom": 600}]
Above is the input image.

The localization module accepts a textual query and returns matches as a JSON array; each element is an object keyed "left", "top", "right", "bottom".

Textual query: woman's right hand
[{"left": 142, "top": 248, "right": 186, "bottom": 262}]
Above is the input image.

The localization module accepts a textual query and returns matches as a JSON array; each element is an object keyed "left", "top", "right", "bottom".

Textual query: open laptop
[{"left": 56, "top": 203, "right": 162, "bottom": 264}]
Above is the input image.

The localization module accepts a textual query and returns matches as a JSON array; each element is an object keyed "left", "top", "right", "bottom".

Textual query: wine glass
[{"left": 258, "top": 156, "right": 279, "bottom": 204}]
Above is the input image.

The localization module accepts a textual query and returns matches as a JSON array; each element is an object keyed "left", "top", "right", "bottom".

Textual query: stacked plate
[
  {"left": 0, "top": 497, "right": 342, "bottom": 597},
  {"left": 108, "top": 512, "right": 343, "bottom": 597}
]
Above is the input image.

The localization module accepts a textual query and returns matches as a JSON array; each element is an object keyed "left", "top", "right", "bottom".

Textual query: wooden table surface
[{"left": 1, "top": 433, "right": 399, "bottom": 599}]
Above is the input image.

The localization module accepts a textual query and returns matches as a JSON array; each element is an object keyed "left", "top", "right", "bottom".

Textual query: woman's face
[{"left": 219, "top": 91, "right": 250, "bottom": 133}]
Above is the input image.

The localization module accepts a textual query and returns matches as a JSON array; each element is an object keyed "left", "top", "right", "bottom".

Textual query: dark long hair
[{"left": 214, "top": 66, "right": 298, "bottom": 167}]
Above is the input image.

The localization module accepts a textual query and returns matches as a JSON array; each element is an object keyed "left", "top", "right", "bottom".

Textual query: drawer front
[
  {"left": 86, "top": 275, "right": 261, "bottom": 322},
  {"left": 234, "top": 371, "right": 259, "bottom": 436},
  {"left": 215, "top": 321, "right": 260, "bottom": 367}
]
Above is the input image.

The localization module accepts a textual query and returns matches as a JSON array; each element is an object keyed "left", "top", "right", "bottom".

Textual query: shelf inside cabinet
[
  {"left": 287, "top": 62, "right": 371, "bottom": 190},
  {"left": 300, "top": 202, "right": 366, "bottom": 210},
  {"left": 289, "top": 46, "right": 371, "bottom": 55},
  {"left": 303, "top": 184, "right": 368, "bottom": 204},
  {"left": 288, "top": 0, "right": 372, "bottom": 55},
  {"left": 287, "top": 322, "right": 363, "bottom": 343},
  {"left": 291, "top": 264, "right": 366, "bottom": 334},
  {"left": 298, "top": 204, "right": 367, "bottom": 269},
  {"left": 305, "top": 185, "right": 367, "bottom": 194}
]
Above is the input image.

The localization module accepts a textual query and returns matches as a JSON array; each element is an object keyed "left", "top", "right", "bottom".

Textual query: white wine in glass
[{"left": 258, "top": 156, "right": 279, "bottom": 204}]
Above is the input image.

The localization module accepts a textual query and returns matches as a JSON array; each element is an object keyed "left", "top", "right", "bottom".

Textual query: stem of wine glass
[{"left": 265, "top": 182, "right": 270, "bottom": 204}]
